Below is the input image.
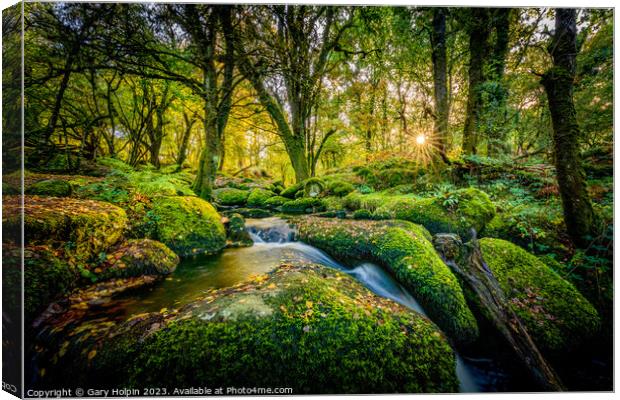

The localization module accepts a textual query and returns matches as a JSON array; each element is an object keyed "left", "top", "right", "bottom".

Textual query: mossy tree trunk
[
  {"left": 431, "top": 7, "right": 450, "bottom": 162},
  {"left": 178, "top": 5, "right": 234, "bottom": 199},
  {"left": 541, "top": 8, "right": 596, "bottom": 248},
  {"left": 486, "top": 8, "right": 511, "bottom": 157},
  {"left": 462, "top": 9, "right": 491, "bottom": 155}
]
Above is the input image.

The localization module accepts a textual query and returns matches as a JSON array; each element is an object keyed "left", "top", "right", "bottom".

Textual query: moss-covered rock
[
  {"left": 280, "top": 181, "right": 304, "bottom": 199},
  {"left": 94, "top": 239, "right": 179, "bottom": 280},
  {"left": 479, "top": 238, "right": 600, "bottom": 353},
  {"left": 3, "top": 195, "right": 127, "bottom": 262},
  {"left": 225, "top": 213, "right": 253, "bottom": 247},
  {"left": 296, "top": 217, "right": 478, "bottom": 344},
  {"left": 148, "top": 196, "right": 226, "bottom": 257},
  {"left": 35, "top": 263, "right": 458, "bottom": 393},
  {"left": 246, "top": 188, "right": 276, "bottom": 207},
  {"left": 352, "top": 209, "right": 373, "bottom": 220},
  {"left": 281, "top": 198, "right": 325, "bottom": 214},
  {"left": 326, "top": 180, "right": 355, "bottom": 197},
  {"left": 212, "top": 187, "right": 249, "bottom": 206},
  {"left": 225, "top": 207, "right": 273, "bottom": 219},
  {"left": 5, "top": 244, "right": 79, "bottom": 322},
  {"left": 377, "top": 188, "right": 495, "bottom": 238},
  {"left": 26, "top": 179, "right": 73, "bottom": 197},
  {"left": 264, "top": 195, "right": 289, "bottom": 208}
]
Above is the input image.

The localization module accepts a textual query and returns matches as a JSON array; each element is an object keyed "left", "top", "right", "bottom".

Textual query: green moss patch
[
  {"left": 479, "top": 238, "right": 600, "bottom": 353},
  {"left": 94, "top": 239, "right": 179, "bottom": 280},
  {"left": 296, "top": 217, "right": 478, "bottom": 344},
  {"left": 148, "top": 196, "right": 226, "bottom": 257},
  {"left": 35, "top": 264, "right": 458, "bottom": 393},
  {"left": 25, "top": 179, "right": 72, "bottom": 197},
  {"left": 246, "top": 188, "right": 276, "bottom": 207},
  {"left": 213, "top": 188, "right": 249, "bottom": 206},
  {"left": 3, "top": 195, "right": 127, "bottom": 262},
  {"left": 281, "top": 198, "right": 325, "bottom": 214}
]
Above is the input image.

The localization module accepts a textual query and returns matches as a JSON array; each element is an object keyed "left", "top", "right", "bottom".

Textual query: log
[{"left": 432, "top": 233, "right": 565, "bottom": 391}]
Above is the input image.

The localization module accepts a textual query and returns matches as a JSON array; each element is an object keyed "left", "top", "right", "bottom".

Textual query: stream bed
[{"left": 73, "top": 217, "right": 531, "bottom": 392}]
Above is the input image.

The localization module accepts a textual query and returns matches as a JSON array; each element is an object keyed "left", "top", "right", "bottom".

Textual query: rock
[
  {"left": 326, "top": 180, "right": 355, "bottom": 197},
  {"left": 295, "top": 217, "right": 478, "bottom": 344},
  {"left": 281, "top": 198, "right": 324, "bottom": 214},
  {"left": 226, "top": 207, "right": 273, "bottom": 218},
  {"left": 280, "top": 181, "right": 304, "bottom": 199},
  {"left": 479, "top": 238, "right": 600, "bottom": 354},
  {"left": 225, "top": 213, "right": 253, "bottom": 247},
  {"left": 246, "top": 188, "right": 276, "bottom": 207},
  {"left": 377, "top": 188, "right": 496, "bottom": 239},
  {"left": 303, "top": 177, "right": 324, "bottom": 197},
  {"left": 94, "top": 239, "right": 179, "bottom": 280},
  {"left": 26, "top": 179, "right": 72, "bottom": 197},
  {"left": 3, "top": 195, "right": 127, "bottom": 262},
  {"left": 263, "top": 195, "right": 289, "bottom": 208},
  {"left": 212, "top": 187, "right": 249, "bottom": 206},
  {"left": 148, "top": 196, "right": 226, "bottom": 257},
  {"left": 34, "top": 263, "right": 459, "bottom": 393},
  {"left": 352, "top": 209, "right": 373, "bottom": 220}
]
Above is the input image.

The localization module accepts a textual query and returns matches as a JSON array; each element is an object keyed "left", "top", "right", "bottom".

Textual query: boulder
[
  {"left": 246, "top": 188, "right": 276, "bottom": 207},
  {"left": 225, "top": 213, "right": 253, "bottom": 247},
  {"left": 296, "top": 217, "right": 478, "bottom": 344},
  {"left": 94, "top": 239, "right": 179, "bottom": 280},
  {"left": 3, "top": 195, "right": 127, "bottom": 262},
  {"left": 212, "top": 187, "right": 249, "bottom": 206},
  {"left": 479, "top": 238, "right": 600, "bottom": 354},
  {"left": 148, "top": 196, "right": 226, "bottom": 257},
  {"left": 34, "top": 263, "right": 458, "bottom": 393}
]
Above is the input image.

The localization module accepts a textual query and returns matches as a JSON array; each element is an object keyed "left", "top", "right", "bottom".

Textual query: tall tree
[
  {"left": 430, "top": 7, "right": 449, "bottom": 161},
  {"left": 541, "top": 8, "right": 596, "bottom": 247},
  {"left": 461, "top": 8, "right": 491, "bottom": 155},
  {"left": 236, "top": 5, "right": 352, "bottom": 182}
]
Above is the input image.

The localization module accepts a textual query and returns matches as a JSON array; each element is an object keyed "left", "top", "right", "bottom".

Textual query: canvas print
[{"left": 2, "top": 1, "right": 613, "bottom": 396}]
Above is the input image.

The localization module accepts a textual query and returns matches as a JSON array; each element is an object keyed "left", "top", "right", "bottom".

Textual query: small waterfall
[{"left": 245, "top": 217, "right": 482, "bottom": 393}]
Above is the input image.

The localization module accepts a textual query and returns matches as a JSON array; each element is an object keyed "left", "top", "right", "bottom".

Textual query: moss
[
  {"left": 37, "top": 264, "right": 458, "bottom": 393},
  {"left": 326, "top": 180, "right": 355, "bottom": 197},
  {"left": 226, "top": 213, "right": 253, "bottom": 247},
  {"left": 26, "top": 179, "right": 72, "bottom": 197},
  {"left": 148, "top": 196, "right": 226, "bottom": 257},
  {"left": 2, "top": 181, "right": 19, "bottom": 195},
  {"left": 264, "top": 195, "right": 289, "bottom": 208},
  {"left": 280, "top": 181, "right": 304, "bottom": 199},
  {"left": 352, "top": 209, "right": 373, "bottom": 220},
  {"left": 226, "top": 207, "right": 273, "bottom": 218},
  {"left": 479, "top": 238, "right": 600, "bottom": 353},
  {"left": 296, "top": 217, "right": 478, "bottom": 344},
  {"left": 3, "top": 195, "right": 127, "bottom": 262},
  {"left": 94, "top": 239, "right": 179, "bottom": 280},
  {"left": 321, "top": 196, "right": 345, "bottom": 211},
  {"left": 212, "top": 188, "right": 249, "bottom": 206},
  {"left": 343, "top": 192, "right": 398, "bottom": 212},
  {"left": 303, "top": 177, "right": 325, "bottom": 197},
  {"left": 281, "top": 198, "right": 325, "bottom": 214},
  {"left": 246, "top": 188, "right": 276, "bottom": 207},
  {"left": 96, "top": 157, "right": 135, "bottom": 173},
  {"left": 377, "top": 188, "right": 495, "bottom": 239}
]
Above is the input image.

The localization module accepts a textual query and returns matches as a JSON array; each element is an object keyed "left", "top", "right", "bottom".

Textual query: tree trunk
[
  {"left": 431, "top": 8, "right": 450, "bottom": 162},
  {"left": 193, "top": 114, "right": 222, "bottom": 199},
  {"left": 433, "top": 234, "right": 565, "bottom": 391},
  {"left": 177, "top": 112, "right": 195, "bottom": 169},
  {"left": 462, "top": 9, "right": 491, "bottom": 155},
  {"left": 541, "top": 9, "right": 596, "bottom": 248},
  {"left": 486, "top": 8, "right": 511, "bottom": 157}
]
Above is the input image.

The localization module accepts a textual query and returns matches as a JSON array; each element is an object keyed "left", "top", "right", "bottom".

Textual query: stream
[{"left": 69, "top": 217, "right": 528, "bottom": 392}]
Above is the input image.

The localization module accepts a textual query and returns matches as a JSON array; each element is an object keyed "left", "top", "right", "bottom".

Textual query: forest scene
[{"left": 1, "top": 2, "right": 613, "bottom": 394}]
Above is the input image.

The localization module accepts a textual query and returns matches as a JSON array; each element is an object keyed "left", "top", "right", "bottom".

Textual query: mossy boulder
[
  {"left": 479, "top": 238, "right": 600, "bottom": 353},
  {"left": 246, "top": 188, "right": 276, "bottom": 207},
  {"left": 326, "top": 180, "right": 355, "bottom": 197},
  {"left": 225, "top": 207, "right": 273, "bottom": 219},
  {"left": 264, "top": 195, "right": 289, "bottom": 208},
  {"left": 225, "top": 213, "right": 253, "bottom": 247},
  {"left": 94, "top": 239, "right": 179, "bottom": 280},
  {"left": 296, "top": 217, "right": 478, "bottom": 344},
  {"left": 26, "top": 179, "right": 73, "bottom": 197},
  {"left": 352, "top": 209, "right": 373, "bottom": 220},
  {"left": 281, "top": 198, "right": 325, "bottom": 214},
  {"left": 3, "top": 195, "right": 127, "bottom": 262},
  {"left": 4, "top": 244, "right": 79, "bottom": 323},
  {"left": 148, "top": 196, "right": 226, "bottom": 257},
  {"left": 212, "top": 187, "right": 249, "bottom": 206},
  {"left": 35, "top": 263, "right": 458, "bottom": 393},
  {"left": 377, "top": 188, "right": 495, "bottom": 238},
  {"left": 280, "top": 181, "right": 304, "bottom": 199}
]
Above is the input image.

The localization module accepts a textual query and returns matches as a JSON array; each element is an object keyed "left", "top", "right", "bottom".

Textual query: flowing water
[{"left": 83, "top": 217, "right": 524, "bottom": 392}]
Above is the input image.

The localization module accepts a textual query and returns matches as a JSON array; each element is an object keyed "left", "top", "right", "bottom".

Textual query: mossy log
[{"left": 432, "top": 233, "right": 564, "bottom": 391}]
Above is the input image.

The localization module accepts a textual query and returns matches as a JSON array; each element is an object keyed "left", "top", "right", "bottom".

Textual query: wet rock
[{"left": 225, "top": 213, "right": 253, "bottom": 247}]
